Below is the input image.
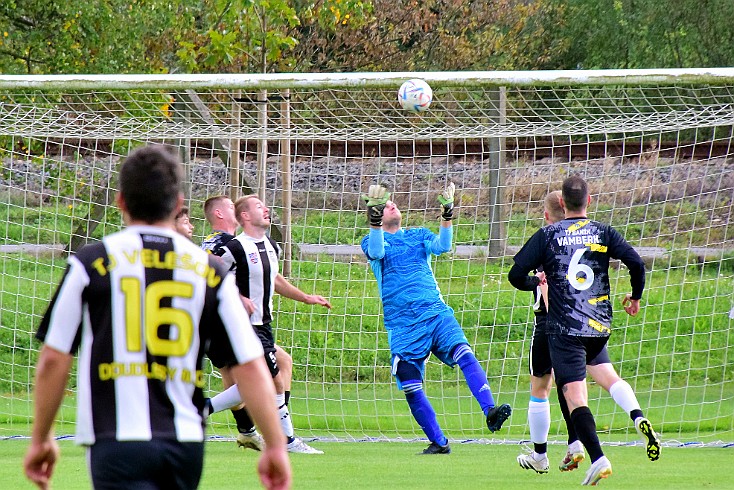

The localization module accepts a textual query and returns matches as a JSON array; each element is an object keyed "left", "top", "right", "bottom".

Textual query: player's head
[
  {"left": 235, "top": 194, "right": 270, "bottom": 230},
  {"left": 117, "top": 145, "right": 182, "bottom": 224},
  {"left": 382, "top": 200, "right": 401, "bottom": 228},
  {"left": 203, "top": 195, "right": 237, "bottom": 231},
  {"left": 175, "top": 206, "right": 194, "bottom": 239},
  {"left": 544, "top": 190, "right": 564, "bottom": 224},
  {"left": 561, "top": 174, "right": 590, "bottom": 213}
]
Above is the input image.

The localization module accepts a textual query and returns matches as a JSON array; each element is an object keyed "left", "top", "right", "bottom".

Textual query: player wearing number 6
[
  {"left": 24, "top": 146, "right": 290, "bottom": 490},
  {"left": 508, "top": 175, "right": 646, "bottom": 486},
  {"left": 361, "top": 182, "right": 511, "bottom": 455}
]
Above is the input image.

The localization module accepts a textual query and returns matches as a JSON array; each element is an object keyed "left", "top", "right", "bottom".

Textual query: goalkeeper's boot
[
  {"left": 419, "top": 442, "right": 451, "bottom": 455},
  {"left": 635, "top": 417, "right": 661, "bottom": 461},
  {"left": 287, "top": 437, "right": 324, "bottom": 454},
  {"left": 517, "top": 451, "right": 549, "bottom": 474},
  {"left": 559, "top": 448, "right": 585, "bottom": 472},
  {"left": 236, "top": 430, "right": 264, "bottom": 451},
  {"left": 581, "top": 456, "right": 612, "bottom": 486},
  {"left": 486, "top": 403, "right": 512, "bottom": 432}
]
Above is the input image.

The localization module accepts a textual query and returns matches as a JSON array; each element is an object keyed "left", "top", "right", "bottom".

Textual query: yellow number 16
[{"left": 121, "top": 277, "right": 194, "bottom": 357}]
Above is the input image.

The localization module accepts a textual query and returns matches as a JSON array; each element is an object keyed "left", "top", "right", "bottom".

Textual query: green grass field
[{"left": 5, "top": 439, "right": 732, "bottom": 489}]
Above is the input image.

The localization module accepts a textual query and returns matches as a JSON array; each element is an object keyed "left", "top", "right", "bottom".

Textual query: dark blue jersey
[
  {"left": 511, "top": 218, "right": 645, "bottom": 337},
  {"left": 201, "top": 231, "right": 235, "bottom": 257}
]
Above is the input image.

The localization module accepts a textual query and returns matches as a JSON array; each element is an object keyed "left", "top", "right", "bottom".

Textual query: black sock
[
  {"left": 285, "top": 390, "right": 291, "bottom": 407},
  {"left": 231, "top": 407, "right": 255, "bottom": 434},
  {"left": 534, "top": 442, "right": 548, "bottom": 455},
  {"left": 570, "top": 406, "right": 604, "bottom": 462},
  {"left": 630, "top": 409, "right": 643, "bottom": 422},
  {"left": 557, "top": 386, "right": 577, "bottom": 445}
]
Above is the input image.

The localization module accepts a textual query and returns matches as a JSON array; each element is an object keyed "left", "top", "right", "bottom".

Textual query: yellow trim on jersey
[
  {"left": 567, "top": 219, "right": 590, "bottom": 233},
  {"left": 587, "top": 243, "right": 608, "bottom": 253},
  {"left": 588, "top": 295, "right": 609, "bottom": 305},
  {"left": 588, "top": 318, "right": 611, "bottom": 334}
]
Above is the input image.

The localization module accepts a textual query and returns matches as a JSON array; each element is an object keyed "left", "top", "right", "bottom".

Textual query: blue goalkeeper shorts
[{"left": 388, "top": 312, "right": 469, "bottom": 383}]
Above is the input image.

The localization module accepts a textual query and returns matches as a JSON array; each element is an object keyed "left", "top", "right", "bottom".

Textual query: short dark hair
[
  {"left": 561, "top": 175, "right": 588, "bottom": 212},
  {"left": 176, "top": 206, "right": 190, "bottom": 220},
  {"left": 119, "top": 145, "right": 182, "bottom": 223}
]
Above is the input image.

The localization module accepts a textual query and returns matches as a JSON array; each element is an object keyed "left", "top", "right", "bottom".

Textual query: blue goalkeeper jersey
[{"left": 361, "top": 227, "right": 453, "bottom": 330}]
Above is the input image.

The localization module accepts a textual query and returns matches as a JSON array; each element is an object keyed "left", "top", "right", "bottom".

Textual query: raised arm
[{"left": 430, "top": 182, "right": 455, "bottom": 255}]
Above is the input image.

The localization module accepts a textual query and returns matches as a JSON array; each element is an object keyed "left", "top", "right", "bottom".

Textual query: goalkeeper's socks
[
  {"left": 453, "top": 344, "right": 495, "bottom": 413},
  {"left": 570, "top": 406, "right": 604, "bottom": 463},
  {"left": 404, "top": 381, "right": 448, "bottom": 447},
  {"left": 232, "top": 407, "right": 256, "bottom": 434}
]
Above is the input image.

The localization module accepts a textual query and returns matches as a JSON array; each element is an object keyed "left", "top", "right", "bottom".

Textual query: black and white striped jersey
[
  {"left": 36, "top": 225, "right": 263, "bottom": 445},
  {"left": 219, "top": 233, "right": 280, "bottom": 326}
]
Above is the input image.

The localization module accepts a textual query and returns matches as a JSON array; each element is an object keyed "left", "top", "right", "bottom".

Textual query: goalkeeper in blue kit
[{"left": 360, "top": 182, "right": 511, "bottom": 454}]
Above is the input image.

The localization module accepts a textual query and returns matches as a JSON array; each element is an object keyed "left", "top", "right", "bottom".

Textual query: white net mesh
[{"left": 0, "top": 72, "right": 731, "bottom": 446}]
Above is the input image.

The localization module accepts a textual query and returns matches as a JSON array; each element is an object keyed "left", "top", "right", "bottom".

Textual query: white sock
[
  {"left": 609, "top": 380, "right": 641, "bottom": 415},
  {"left": 210, "top": 384, "right": 242, "bottom": 414},
  {"left": 528, "top": 399, "right": 551, "bottom": 448},
  {"left": 277, "top": 393, "right": 295, "bottom": 439},
  {"left": 569, "top": 440, "right": 584, "bottom": 454}
]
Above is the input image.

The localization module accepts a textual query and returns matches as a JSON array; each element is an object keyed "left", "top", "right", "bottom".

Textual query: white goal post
[{"left": 0, "top": 69, "right": 731, "bottom": 446}]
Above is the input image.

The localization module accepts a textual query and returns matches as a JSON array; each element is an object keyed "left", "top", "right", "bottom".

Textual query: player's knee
[{"left": 275, "top": 346, "right": 293, "bottom": 369}]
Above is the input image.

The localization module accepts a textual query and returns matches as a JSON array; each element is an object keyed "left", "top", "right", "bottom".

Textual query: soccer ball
[{"left": 398, "top": 79, "right": 433, "bottom": 112}]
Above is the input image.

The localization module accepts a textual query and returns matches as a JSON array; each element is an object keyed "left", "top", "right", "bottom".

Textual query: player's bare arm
[{"left": 275, "top": 273, "right": 332, "bottom": 309}]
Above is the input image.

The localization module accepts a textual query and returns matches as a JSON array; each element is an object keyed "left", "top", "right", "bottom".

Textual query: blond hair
[
  {"left": 234, "top": 195, "right": 262, "bottom": 224},
  {"left": 544, "top": 190, "right": 564, "bottom": 223}
]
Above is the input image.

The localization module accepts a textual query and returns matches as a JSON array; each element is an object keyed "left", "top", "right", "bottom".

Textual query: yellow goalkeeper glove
[
  {"left": 361, "top": 185, "right": 390, "bottom": 227},
  {"left": 438, "top": 182, "right": 455, "bottom": 221}
]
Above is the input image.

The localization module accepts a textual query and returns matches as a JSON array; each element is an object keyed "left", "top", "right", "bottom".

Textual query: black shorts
[
  {"left": 254, "top": 323, "right": 279, "bottom": 378},
  {"left": 529, "top": 315, "right": 552, "bottom": 378},
  {"left": 547, "top": 334, "right": 609, "bottom": 387},
  {"left": 588, "top": 345, "right": 611, "bottom": 366},
  {"left": 89, "top": 439, "right": 204, "bottom": 490}
]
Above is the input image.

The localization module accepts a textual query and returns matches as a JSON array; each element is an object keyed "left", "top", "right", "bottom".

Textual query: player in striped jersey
[
  {"left": 202, "top": 195, "right": 293, "bottom": 451},
  {"left": 515, "top": 190, "right": 660, "bottom": 475},
  {"left": 360, "top": 183, "right": 512, "bottom": 455},
  {"left": 208, "top": 194, "right": 331, "bottom": 454},
  {"left": 509, "top": 175, "right": 649, "bottom": 485},
  {"left": 23, "top": 146, "right": 290, "bottom": 490}
]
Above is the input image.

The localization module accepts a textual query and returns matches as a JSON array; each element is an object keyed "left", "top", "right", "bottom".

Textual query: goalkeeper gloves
[
  {"left": 361, "top": 185, "right": 390, "bottom": 227},
  {"left": 438, "top": 182, "right": 455, "bottom": 221}
]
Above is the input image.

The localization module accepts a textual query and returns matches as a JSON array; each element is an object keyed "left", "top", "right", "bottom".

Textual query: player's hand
[
  {"left": 621, "top": 293, "right": 640, "bottom": 316},
  {"left": 437, "top": 182, "right": 455, "bottom": 221},
  {"left": 257, "top": 446, "right": 292, "bottom": 490},
  {"left": 24, "top": 438, "right": 60, "bottom": 490},
  {"left": 305, "top": 294, "right": 332, "bottom": 309},
  {"left": 241, "top": 295, "right": 256, "bottom": 316},
  {"left": 361, "top": 185, "right": 390, "bottom": 227},
  {"left": 536, "top": 271, "right": 548, "bottom": 311}
]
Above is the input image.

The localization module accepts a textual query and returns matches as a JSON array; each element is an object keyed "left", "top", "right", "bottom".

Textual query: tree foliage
[{"left": 1, "top": 0, "right": 734, "bottom": 74}]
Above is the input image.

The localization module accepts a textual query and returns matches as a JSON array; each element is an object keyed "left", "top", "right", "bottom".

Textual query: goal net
[{"left": 0, "top": 70, "right": 731, "bottom": 447}]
